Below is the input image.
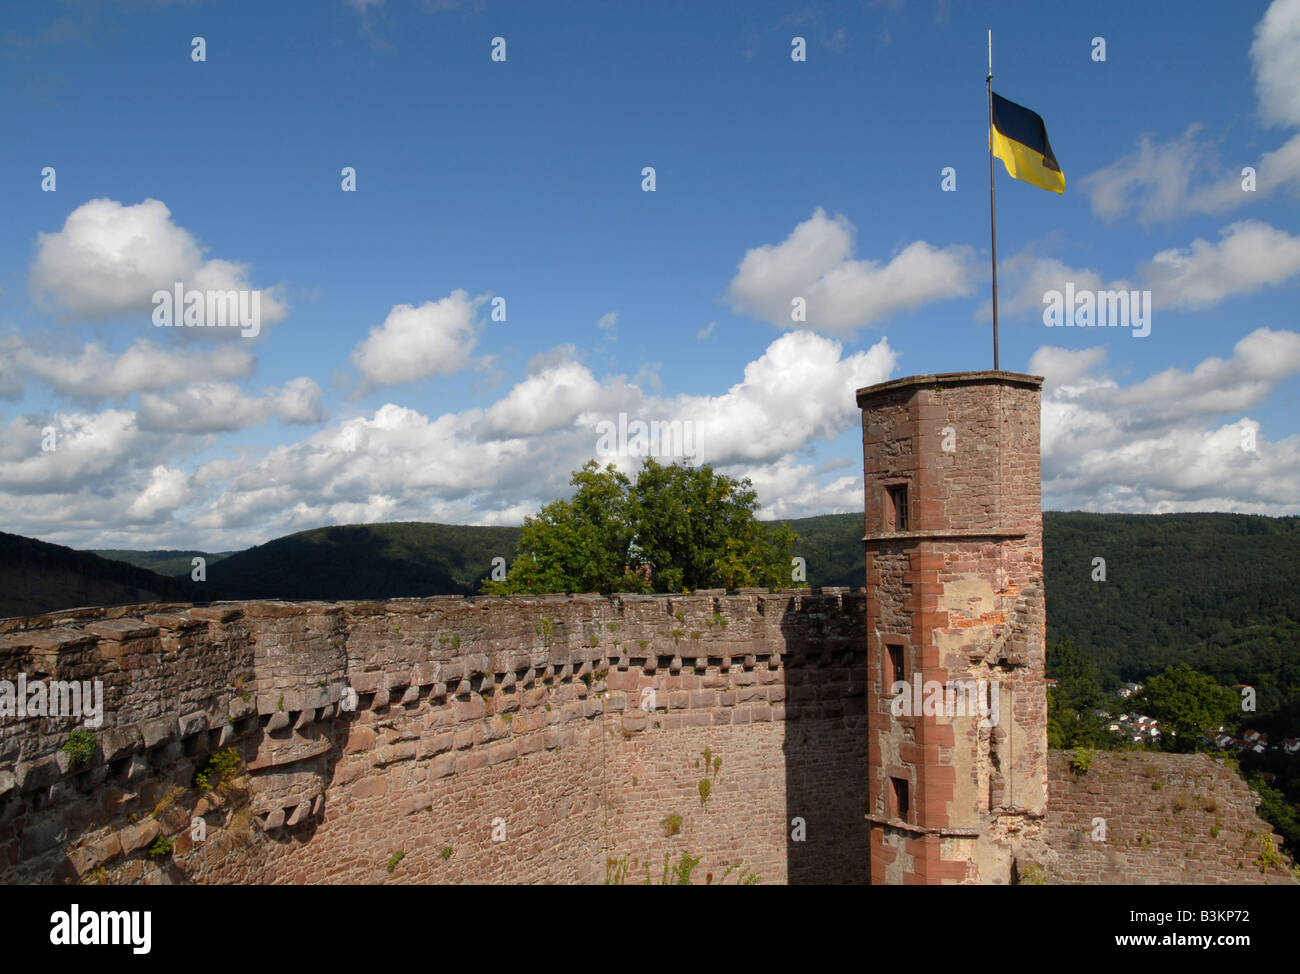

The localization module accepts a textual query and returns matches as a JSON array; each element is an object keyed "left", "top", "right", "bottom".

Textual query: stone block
[
  {"left": 119, "top": 819, "right": 161, "bottom": 855},
  {"left": 100, "top": 726, "right": 142, "bottom": 762},
  {"left": 141, "top": 715, "right": 177, "bottom": 749}
]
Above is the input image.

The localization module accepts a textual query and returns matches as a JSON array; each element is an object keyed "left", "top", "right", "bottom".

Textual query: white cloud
[
  {"left": 137, "top": 378, "right": 326, "bottom": 433},
  {"left": 1032, "top": 330, "right": 1300, "bottom": 513},
  {"left": 977, "top": 255, "right": 1120, "bottom": 322},
  {"left": 727, "top": 207, "right": 974, "bottom": 334},
  {"left": 525, "top": 344, "right": 579, "bottom": 375},
  {"left": 0, "top": 409, "right": 144, "bottom": 493},
  {"left": 726, "top": 454, "right": 862, "bottom": 521},
  {"left": 1144, "top": 220, "right": 1300, "bottom": 308},
  {"left": 167, "top": 331, "right": 895, "bottom": 546},
  {"left": 595, "top": 311, "right": 617, "bottom": 332},
  {"left": 351, "top": 289, "right": 482, "bottom": 387},
  {"left": 1082, "top": 128, "right": 1300, "bottom": 223},
  {"left": 127, "top": 465, "right": 189, "bottom": 520},
  {"left": 665, "top": 331, "right": 897, "bottom": 465},
  {"left": 1253, "top": 0, "right": 1300, "bottom": 128},
  {"left": 1084, "top": 1, "right": 1300, "bottom": 223},
  {"left": 477, "top": 360, "right": 622, "bottom": 439},
  {"left": 29, "top": 198, "right": 288, "bottom": 329},
  {"left": 697, "top": 321, "right": 717, "bottom": 341},
  {"left": 14, "top": 339, "right": 255, "bottom": 399},
  {"left": 990, "top": 222, "right": 1300, "bottom": 322},
  {"left": 1082, "top": 127, "right": 1217, "bottom": 225}
]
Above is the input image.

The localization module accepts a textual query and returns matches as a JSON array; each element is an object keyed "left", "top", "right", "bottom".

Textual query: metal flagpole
[{"left": 987, "top": 29, "right": 1000, "bottom": 372}]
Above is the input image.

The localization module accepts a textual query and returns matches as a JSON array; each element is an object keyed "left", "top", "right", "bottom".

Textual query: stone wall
[
  {"left": 1040, "top": 750, "right": 1297, "bottom": 885},
  {"left": 0, "top": 589, "right": 868, "bottom": 885}
]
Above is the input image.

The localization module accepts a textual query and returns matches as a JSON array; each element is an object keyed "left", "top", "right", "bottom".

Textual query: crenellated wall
[{"left": 0, "top": 589, "right": 869, "bottom": 885}]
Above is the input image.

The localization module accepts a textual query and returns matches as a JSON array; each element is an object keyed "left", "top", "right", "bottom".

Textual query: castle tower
[{"left": 858, "top": 371, "right": 1047, "bottom": 884}]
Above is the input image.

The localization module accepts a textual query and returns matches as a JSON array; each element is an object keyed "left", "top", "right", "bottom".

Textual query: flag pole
[{"left": 987, "top": 28, "right": 1000, "bottom": 371}]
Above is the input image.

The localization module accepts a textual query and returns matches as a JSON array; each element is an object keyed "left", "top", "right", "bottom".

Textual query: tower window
[
  {"left": 886, "top": 643, "right": 905, "bottom": 686},
  {"left": 890, "top": 777, "right": 910, "bottom": 822},
  {"left": 886, "top": 484, "right": 909, "bottom": 531}
]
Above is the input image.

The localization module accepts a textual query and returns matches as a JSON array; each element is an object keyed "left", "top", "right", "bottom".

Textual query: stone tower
[{"left": 857, "top": 371, "right": 1047, "bottom": 884}]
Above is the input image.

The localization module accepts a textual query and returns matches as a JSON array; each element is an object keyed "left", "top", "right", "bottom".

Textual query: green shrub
[
  {"left": 194, "top": 747, "right": 241, "bottom": 792},
  {"left": 61, "top": 730, "right": 95, "bottom": 767}
]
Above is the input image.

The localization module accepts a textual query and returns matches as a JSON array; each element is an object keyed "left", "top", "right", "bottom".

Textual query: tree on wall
[{"left": 481, "top": 458, "right": 796, "bottom": 595}]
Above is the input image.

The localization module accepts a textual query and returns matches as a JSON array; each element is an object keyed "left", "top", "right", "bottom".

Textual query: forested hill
[
  {"left": 0, "top": 531, "right": 205, "bottom": 619},
  {"left": 201, "top": 522, "right": 524, "bottom": 601},
  {"left": 1039, "top": 512, "right": 1299, "bottom": 672}
]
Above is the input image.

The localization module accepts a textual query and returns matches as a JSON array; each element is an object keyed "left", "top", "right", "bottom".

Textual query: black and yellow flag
[{"left": 990, "top": 92, "right": 1064, "bottom": 194}]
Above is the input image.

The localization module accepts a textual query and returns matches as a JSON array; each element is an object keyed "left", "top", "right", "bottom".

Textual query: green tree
[
  {"left": 482, "top": 461, "right": 648, "bottom": 595},
  {"left": 482, "top": 458, "right": 795, "bottom": 595},
  {"left": 629, "top": 458, "right": 796, "bottom": 592},
  {"left": 1046, "top": 638, "right": 1106, "bottom": 749},
  {"left": 1131, "top": 663, "right": 1238, "bottom": 752}
]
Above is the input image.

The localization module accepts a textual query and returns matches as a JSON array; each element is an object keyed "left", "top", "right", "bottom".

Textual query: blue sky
[{"left": 1, "top": 0, "right": 1298, "bottom": 550}]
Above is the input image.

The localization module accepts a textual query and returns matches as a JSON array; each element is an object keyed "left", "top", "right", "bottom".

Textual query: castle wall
[
  {"left": 0, "top": 590, "right": 867, "bottom": 885},
  {"left": 1040, "top": 750, "right": 1297, "bottom": 885}
]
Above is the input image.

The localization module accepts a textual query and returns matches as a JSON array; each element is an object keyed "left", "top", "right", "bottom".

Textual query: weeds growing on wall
[
  {"left": 604, "top": 852, "right": 758, "bottom": 885},
  {"left": 61, "top": 730, "right": 95, "bottom": 767}
]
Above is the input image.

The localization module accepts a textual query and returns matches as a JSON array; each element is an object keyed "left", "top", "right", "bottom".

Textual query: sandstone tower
[{"left": 858, "top": 371, "right": 1047, "bottom": 884}]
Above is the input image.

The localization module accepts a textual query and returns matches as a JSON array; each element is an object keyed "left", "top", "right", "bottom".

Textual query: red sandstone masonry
[
  {"left": 0, "top": 589, "right": 868, "bottom": 885},
  {"left": 1042, "top": 750, "right": 1297, "bottom": 885}
]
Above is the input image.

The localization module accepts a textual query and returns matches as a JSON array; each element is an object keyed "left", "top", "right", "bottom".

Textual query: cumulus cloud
[
  {"left": 1031, "top": 329, "right": 1300, "bottom": 513},
  {"left": 16, "top": 331, "right": 890, "bottom": 546},
  {"left": 976, "top": 255, "right": 1123, "bottom": 322},
  {"left": 989, "top": 221, "right": 1300, "bottom": 322},
  {"left": 1083, "top": 0, "right": 1300, "bottom": 223},
  {"left": 29, "top": 198, "right": 288, "bottom": 329},
  {"left": 1253, "top": 0, "right": 1300, "bottom": 128},
  {"left": 478, "top": 360, "right": 624, "bottom": 439},
  {"left": 137, "top": 377, "right": 326, "bottom": 433},
  {"left": 13, "top": 339, "right": 255, "bottom": 400},
  {"left": 1082, "top": 128, "right": 1300, "bottom": 224},
  {"left": 1144, "top": 221, "right": 1300, "bottom": 308},
  {"left": 658, "top": 330, "right": 897, "bottom": 466},
  {"left": 351, "top": 289, "right": 483, "bottom": 387},
  {"left": 0, "top": 409, "right": 145, "bottom": 494},
  {"left": 127, "top": 465, "right": 189, "bottom": 520},
  {"left": 168, "top": 331, "right": 895, "bottom": 545},
  {"left": 727, "top": 208, "right": 974, "bottom": 334}
]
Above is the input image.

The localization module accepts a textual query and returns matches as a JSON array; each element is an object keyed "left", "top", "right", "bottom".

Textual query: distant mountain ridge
[
  {"left": 0, "top": 532, "right": 206, "bottom": 619},
  {"left": 88, "top": 549, "right": 235, "bottom": 578}
]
